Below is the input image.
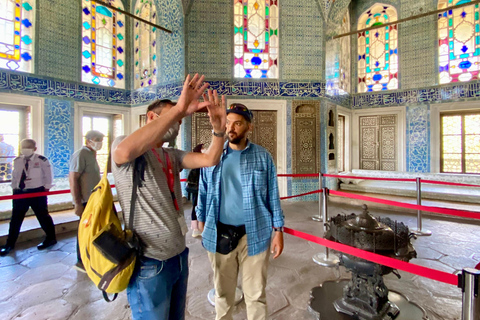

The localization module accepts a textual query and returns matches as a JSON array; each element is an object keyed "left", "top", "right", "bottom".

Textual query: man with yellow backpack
[{"left": 111, "top": 74, "right": 226, "bottom": 320}]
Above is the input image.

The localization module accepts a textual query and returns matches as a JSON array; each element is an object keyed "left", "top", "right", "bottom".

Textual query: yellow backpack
[{"left": 78, "top": 157, "right": 145, "bottom": 301}]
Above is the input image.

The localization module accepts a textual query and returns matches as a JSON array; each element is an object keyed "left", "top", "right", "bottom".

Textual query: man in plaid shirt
[{"left": 196, "top": 103, "right": 284, "bottom": 320}]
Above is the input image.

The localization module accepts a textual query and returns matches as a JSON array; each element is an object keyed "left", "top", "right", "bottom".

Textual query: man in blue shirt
[{"left": 197, "top": 104, "right": 284, "bottom": 320}]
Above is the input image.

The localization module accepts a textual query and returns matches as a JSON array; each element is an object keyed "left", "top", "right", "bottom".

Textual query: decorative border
[
  {"left": 7, "top": 69, "right": 480, "bottom": 109},
  {"left": 352, "top": 81, "right": 480, "bottom": 108},
  {"left": 0, "top": 71, "right": 329, "bottom": 106}
]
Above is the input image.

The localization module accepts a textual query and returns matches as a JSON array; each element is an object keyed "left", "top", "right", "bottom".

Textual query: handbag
[{"left": 216, "top": 222, "right": 246, "bottom": 255}]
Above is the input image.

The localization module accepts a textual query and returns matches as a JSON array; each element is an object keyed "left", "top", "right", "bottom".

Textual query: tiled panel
[
  {"left": 399, "top": 0, "right": 436, "bottom": 89},
  {"left": 406, "top": 105, "right": 430, "bottom": 173},
  {"left": 186, "top": 0, "right": 233, "bottom": 78},
  {"left": 44, "top": 99, "right": 75, "bottom": 178},
  {"left": 157, "top": 0, "right": 185, "bottom": 85},
  {"left": 280, "top": 0, "right": 324, "bottom": 81},
  {"left": 291, "top": 179, "right": 320, "bottom": 201},
  {"left": 37, "top": 0, "right": 81, "bottom": 82}
]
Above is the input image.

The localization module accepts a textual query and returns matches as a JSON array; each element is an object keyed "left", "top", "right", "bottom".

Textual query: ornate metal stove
[{"left": 309, "top": 205, "right": 427, "bottom": 320}]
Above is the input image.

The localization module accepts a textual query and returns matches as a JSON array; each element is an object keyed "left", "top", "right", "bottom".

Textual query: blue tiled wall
[
  {"left": 44, "top": 99, "right": 75, "bottom": 178},
  {"left": 406, "top": 105, "right": 430, "bottom": 173}
]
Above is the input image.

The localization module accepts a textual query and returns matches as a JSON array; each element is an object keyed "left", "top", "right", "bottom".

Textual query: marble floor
[{"left": 0, "top": 200, "right": 479, "bottom": 320}]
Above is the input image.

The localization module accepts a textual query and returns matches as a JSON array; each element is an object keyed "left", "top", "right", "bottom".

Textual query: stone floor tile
[
  {"left": 0, "top": 201, "right": 478, "bottom": 320},
  {"left": 69, "top": 294, "right": 130, "bottom": 320},
  {"left": 0, "top": 280, "right": 24, "bottom": 301},
  {"left": 14, "top": 299, "right": 77, "bottom": 320},
  {"left": 271, "top": 307, "right": 315, "bottom": 320},
  {"left": 14, "top": 262, "right": 70, "bottom": 287},
  {"left": 267, "top": 290, "right": 289, "bottom": 316},
  {"left": 20, "top": 250, "right": 69, "bottom": 268},
  {"left": 0, "top": 263, "right": 29, "bottom": 282},
  {"left": 63, "top": 279, "right": 105, "bottom": 306},
  {"left": 0, "top": 300, "right": 22, "bottom": 320},
  {"left": 11, "top": 277, "right": 76, "bottom": 311}
]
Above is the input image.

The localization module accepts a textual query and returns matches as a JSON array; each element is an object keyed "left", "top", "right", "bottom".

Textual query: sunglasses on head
[{"left": 228, "top": 104, "right": 248, "bottom": 111}]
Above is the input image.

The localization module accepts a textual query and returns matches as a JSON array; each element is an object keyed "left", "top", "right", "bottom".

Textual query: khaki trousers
[{"left": 208, "top": 236, "right": 270, "bottom": 320}]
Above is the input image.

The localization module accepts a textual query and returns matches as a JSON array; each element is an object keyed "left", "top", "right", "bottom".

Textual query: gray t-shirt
[
  {"left": 111, "top": 136, "right": 188, "bottom": 261},
  {"left": 69, "top": 146, "right": 101, "bottom": 204}
]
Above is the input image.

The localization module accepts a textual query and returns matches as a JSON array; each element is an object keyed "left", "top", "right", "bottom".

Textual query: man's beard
[{"left": 228, "top": 131, "right": 246, "bottom": 145}]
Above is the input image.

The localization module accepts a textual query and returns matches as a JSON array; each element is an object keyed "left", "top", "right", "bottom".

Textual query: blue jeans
[{"left": 127, "top": 248, "right": 189, "bottom": 320}]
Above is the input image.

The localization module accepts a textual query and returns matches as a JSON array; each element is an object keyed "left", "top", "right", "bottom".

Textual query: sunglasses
[{"left": 228, "top": 104, "right": 253, "bottom": 118}]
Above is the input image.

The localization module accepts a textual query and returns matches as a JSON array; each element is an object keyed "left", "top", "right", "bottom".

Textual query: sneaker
[
  {"left": 192, "top": 229, "right": 202, "bottom": 238},
  {"left": 73, "top": 261, "right": 87, "bottom": 273}
]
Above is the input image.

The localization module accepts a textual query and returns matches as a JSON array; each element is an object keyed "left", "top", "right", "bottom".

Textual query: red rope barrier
[
  {"left": 323, "top": 173, "right": 415, "bottom": 182},
  {"left": 280, "top": 189, "right": 322, "bottom": 200},
  {"left": 329, "top": 190, "right": 480, "bottom": 220},
  {"left": 422, "top": 179, "right": 480, "bottom": 188},
  {"left": 323, "top": 173, "right": 480, "bottom": 188},
  {"left": 284, "top": 227, "right": 459, "bottom": 286},
  {"left": 0, "top": 179, "right": 188, "bottom": 201},
  {"left": 277, "top": 173, "right": 319, "bottom": 178}
]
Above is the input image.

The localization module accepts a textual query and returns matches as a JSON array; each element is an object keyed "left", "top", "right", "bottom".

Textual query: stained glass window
[
  {"left": 134, "top": 0, "right": 157, "bottom": 88},
  {"left": 0, "top": 0, "right": 35, "bottom": 73},
  {"left": 438, "top": 0, "right": 480, "bottom": 84},
  {"left": 82, "top": 0, "right": 125, "bottom": 88},
  {"left": 358, "top": 4, "right": 398, "bottom": 92},
  {"left": 441, "top": 112, "right": 480, "bottom": 173},
  {"left": 233, "top": 0, "right": 279, "bottom": 79}
]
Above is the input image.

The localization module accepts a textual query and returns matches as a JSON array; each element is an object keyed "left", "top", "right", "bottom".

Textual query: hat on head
[{"left": 227, "top": 103, "right": 253, "bottom": 122}]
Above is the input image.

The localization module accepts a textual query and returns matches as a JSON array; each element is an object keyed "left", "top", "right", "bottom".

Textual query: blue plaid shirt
[{"left": 196, "top": 141, "right": 284, "bottom": 256}]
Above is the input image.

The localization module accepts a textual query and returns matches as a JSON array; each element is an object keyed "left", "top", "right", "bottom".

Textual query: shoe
[
  {"left": 73, "top": 261, "right": 87, "bottom": 273},
  {"left": 37, "top": 239, "right": 57, "bottom": 250},
  {"left": 192, "top": 229, "right": 202, "bottom": 238},
  {"left": 0, "top": 245, "right": 13, "bottom": 256}
]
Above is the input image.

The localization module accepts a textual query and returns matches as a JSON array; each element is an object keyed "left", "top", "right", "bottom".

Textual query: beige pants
[{"left": 208, "top": 235, "right": 270, "bottom": 320}]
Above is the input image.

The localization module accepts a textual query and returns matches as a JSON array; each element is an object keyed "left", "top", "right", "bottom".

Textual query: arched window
[
  {"left": 0, "top": 0, "right": 35, "bottom": 73},
  {"left": 357, "top": 4, "right": 398, "bottom": 92},
  {"left": 81, "top": 0, "right": 125, "bottom": 88},
  {"left": 233, "top": 0, "right": 279, "bottom": 79},
  {"left": 438, "top": 0, "right": 480, "bottom": 84},
  {"left": 134, "top": 0, "right": 157, "bottom": 88}
]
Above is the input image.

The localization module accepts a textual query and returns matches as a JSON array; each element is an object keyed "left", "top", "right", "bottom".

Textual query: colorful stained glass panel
[
  {"left": 358, "top": 4, "right": 398, "bottom": 92},
  {"left": 234, "top": 0, "right": 279, "bottom": 79},
  {"left": 0, "top": 0, "right": 35, "bottom": 73},
  {"left": 134, "top": 0, "right": 157, "bottom": 89},
  {"left": 438, "top": 0, "right": 480, "bottom": 84},
  {"left": 81, "top": 0, "right": 125, "bottom": 88}
]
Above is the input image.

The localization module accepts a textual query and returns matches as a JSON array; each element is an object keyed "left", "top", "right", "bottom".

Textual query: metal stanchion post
[
  {"left": 311, "top": 173, "right": 323, "bottom": 222},
  {"left": 312, "top": 187, "right": 339, "bottom": 267},
  {"left": 460, "top": 268, "right": 480, "bottom": 320},
  {"left": 412, "top": 177, "right": 432, "bottom": 236}
]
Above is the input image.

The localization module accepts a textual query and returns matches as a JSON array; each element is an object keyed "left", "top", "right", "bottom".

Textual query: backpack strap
[
  {"left": 102, "top": 291, "right": 118, "bottom": 302},
  {"left": 128, "top": 155, "right": 146, "bottom": 231}
]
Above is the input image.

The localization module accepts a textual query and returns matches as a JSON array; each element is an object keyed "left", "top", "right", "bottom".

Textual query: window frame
[{"left": 440, "top": 109, "right": 480, "bottom": 174}]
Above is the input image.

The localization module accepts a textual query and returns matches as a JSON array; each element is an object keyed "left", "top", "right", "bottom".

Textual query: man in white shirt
[{"left": 0, "top": 139, "right": 56, "bottom": 256}]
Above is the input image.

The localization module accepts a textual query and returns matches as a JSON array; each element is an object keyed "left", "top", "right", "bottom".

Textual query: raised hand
[
  {"left": 205, "top": 90, "right": 227, "bottom": 133},
  {"left": 176, "top": 74, "right": 210, "bottom": 117}
]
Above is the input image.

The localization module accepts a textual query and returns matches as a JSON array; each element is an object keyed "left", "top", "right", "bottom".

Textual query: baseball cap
[{"left": 227, "top": 103, "right": 253, "bottom": 122}]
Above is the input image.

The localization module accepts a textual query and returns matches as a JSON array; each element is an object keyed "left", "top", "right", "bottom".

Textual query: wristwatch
[
  {"left": 273, "top": 227, "right": 284, "bottom": 232},
  {"left": 212, "top": 129, "right": 226, "bottom": 137}
]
